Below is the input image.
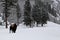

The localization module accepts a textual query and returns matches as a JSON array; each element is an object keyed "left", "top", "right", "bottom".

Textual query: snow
[
  {"left": 0, "top": 17, "right": 3, "bottom": 22},
  {"left": 0, "top": 15, "right": 10, "bottom": 26},
  {"left": 0, "top": 21, "right": 60, "bottom": 40}
]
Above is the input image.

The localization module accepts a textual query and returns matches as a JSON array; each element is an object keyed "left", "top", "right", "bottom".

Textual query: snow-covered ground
[{"left": 0, "top": 21, "right": 60, "bottom": 40}]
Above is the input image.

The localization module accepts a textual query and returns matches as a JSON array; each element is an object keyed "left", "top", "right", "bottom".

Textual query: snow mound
[{"left": 47, "top": 21, "right": 60, "bottom": 27}]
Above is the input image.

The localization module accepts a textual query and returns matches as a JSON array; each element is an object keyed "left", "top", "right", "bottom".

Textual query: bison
[{"left": 9, "top": 23, "right": 17, "bottom": 33}]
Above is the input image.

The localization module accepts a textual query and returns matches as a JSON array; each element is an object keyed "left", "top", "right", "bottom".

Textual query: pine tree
[
  {"left": 41, "top": 8, "right": 48, "bottom": 26},
  {"left": 47, "top": 3, "right": 51, "bottom": 13},
  {"left": 2, "top": 0, "right": 19, "bottom": 28},
  {"left": 32, "top": 0, "right": 49, "bottom": 27},
  {"left": 45, "top": 2, "right": 57, "bottom": 17},
  {"left": 51, "top": 7, "right": 57, "bottom": 17},
  {"left": 2, "top": 0, "right": 12, "bottom": 28},
  {"left": 46, "top": 2, "right": 57, "bottom": 17},
  {"left": 36, "top": 0, "right": 48, "bottom": 26},
  {"left": 32, "top": 4, "right": 41, "bottom": 27},
  {"left": 23, "top": 0, "right": 32, "bottom": 27}
]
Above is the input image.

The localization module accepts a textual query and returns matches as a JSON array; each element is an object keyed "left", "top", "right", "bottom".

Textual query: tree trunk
[
  {"left": 17, "top": 18, "right": 19, "bottom": 25},
  {"left": 36, "top": 22, "right": 38, "bottom": 27},
  {"left": 5, "top": 17, "right": 8, "bottom": 28},
  {"left": 41, "top": 23, "right": 43, "bottom": 27},
  {"left": 29, "top": 23, "right": 31, "bottom": 28},
  {"left": 5, "top": 0, "right": 8, "bottom": 28}
]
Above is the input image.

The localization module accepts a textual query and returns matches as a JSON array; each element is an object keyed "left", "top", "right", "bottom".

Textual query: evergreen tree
[
  {"left": 32, "top": 4, "right": 41, "bottom": 27},
  {"left": 34, "top": 0, "right": 49, "bottom": 27},
  {"left": 41, "top": 8, "right": 48, "bottom": 26},
  {"left": 2, "top": 0, "right": 19, "bottom": 28},
  {"left": 51, "top": 7, "right": 57, "bottom": 17},
  {"left": 45, "top": 2, "right": 57, "bottom": 17},
  {"left": 47, "top": 3, "right": 51, "bottom": 13},
  {"left": 23, "top": 0, "right": 32, "bottom": 27},
  {"left": 2, "top": 0, "right": 12, "bottom": 28}
]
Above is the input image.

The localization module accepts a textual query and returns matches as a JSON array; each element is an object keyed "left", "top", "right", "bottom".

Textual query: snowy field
[{"left": 0, "top": 21, "right": 60, "bottom": 40}]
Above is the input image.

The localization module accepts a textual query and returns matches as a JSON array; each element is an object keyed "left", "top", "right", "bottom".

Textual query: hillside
[{"left": 0, "top": 21, "right": 60, "bottom": 40}]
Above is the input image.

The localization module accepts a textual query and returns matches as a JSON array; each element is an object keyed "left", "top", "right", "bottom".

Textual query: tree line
[
  {"left": 23, "top": 0, "right": 57, "bottom": 27},
  {"left": 1, "top": 0, "right": 21, "bottom": 28},
  {"left": 1, "top": 0, "right": 57, "bottom": 28}
]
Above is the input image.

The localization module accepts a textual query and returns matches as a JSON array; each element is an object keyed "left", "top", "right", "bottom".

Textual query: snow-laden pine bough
[{"left": 9, "top": 23, "right": 17, "bottom": 33}]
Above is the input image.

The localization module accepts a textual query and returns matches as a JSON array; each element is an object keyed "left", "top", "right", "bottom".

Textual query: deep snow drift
[{"left": 0, "top": 21, "right": 60, "bottom": 40}]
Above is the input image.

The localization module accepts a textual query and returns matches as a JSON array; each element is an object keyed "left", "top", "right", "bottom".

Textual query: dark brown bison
[{"left": 9, "top": 23, "right": 17, "bottom": 33}]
